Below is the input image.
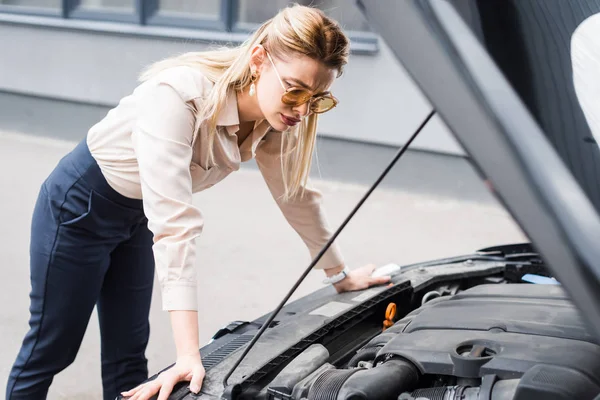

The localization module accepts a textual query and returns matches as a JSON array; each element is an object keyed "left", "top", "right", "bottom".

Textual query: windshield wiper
[{"left": 221, "top": 111, "right": 435, "bottom": 399}]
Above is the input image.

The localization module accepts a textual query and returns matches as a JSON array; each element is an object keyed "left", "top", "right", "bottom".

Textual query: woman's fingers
[
  {"left": 189, "top": 365, "right": 206, "bottom": 393},
  {"left": 370, "top": 275, "right": 391, "bottom": 286},
  {"left": 130, "top": 380, "right": 161, "bottom": 400},
  {"left": 123, "top": 357, "right": 204, "bottom": 399},
  {"left": 121, "top": 382, "right": 146, "bottom": 398},
  {"left": 157, "top": 376, "right": 177, "bottom": 400}
]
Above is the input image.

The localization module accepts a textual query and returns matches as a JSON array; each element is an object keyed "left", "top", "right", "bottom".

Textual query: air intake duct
[{"left": 293, "top": 358, "right": 419, "bottom": 400}]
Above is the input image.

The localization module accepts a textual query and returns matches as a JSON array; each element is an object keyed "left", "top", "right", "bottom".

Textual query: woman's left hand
[{"left": 333, "top": 264, "right": 391, "bottom": 293}]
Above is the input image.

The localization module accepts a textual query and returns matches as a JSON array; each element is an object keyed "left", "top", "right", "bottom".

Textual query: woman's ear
[{"left": 249, "top": 44, "right": 266, "bottom": 76}]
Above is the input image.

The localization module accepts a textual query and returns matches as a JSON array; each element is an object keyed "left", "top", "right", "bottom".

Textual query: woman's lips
[{"left": 281, "top": 114, "right": 300, "bottom": 127}]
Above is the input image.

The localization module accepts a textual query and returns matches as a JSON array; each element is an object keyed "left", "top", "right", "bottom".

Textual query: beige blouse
[{"left": 87, "top": 66, "right": 344, "bottom": 311}]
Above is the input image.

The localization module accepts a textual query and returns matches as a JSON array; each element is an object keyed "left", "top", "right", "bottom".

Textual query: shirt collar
[
  {"left": 216, "top": 88, "right": 273, "bottom": 151},
  {"left": 216, "top": 89, "right": 241, "bottom": 135}
]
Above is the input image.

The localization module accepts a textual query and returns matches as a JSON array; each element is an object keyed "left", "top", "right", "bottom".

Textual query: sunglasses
[{"left": 265, "top": 51, "right": 338, "bottom": 114}]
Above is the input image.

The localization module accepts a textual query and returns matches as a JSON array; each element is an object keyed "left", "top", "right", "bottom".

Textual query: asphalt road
[{"left": 0, "top": 131, "right": 526, "bottom": 399}]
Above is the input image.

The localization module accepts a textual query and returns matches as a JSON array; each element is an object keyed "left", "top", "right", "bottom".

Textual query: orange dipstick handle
[{"left": 383, "top": 302, "right": 397, "bottom": 331}]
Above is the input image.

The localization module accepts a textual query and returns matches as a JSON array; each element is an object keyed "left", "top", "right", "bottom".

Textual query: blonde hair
[{"left": 139, "top": 4, "right": 349, "bottom": 201}]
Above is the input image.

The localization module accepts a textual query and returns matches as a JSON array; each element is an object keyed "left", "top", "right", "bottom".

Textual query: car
[{"left": 119, "top": 1, "right": 600, "bottom": 399}]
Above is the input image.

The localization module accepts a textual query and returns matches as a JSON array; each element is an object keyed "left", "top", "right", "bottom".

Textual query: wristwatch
[{"left": 322, "top": 266, "right": 351, "bottom": 285}]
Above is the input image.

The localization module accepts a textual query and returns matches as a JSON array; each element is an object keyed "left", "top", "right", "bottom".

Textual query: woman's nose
[{"left": 294, "top": 101, "right": 311, "bottom": 117}]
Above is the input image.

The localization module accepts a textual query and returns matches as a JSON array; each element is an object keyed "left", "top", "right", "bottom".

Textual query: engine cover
[{"left": 377, "top": 284, "right": 600, "bottom": 381}]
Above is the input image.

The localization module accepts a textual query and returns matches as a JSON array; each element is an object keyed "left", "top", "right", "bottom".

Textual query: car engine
[{"left": 263, "top": 284, "right": 600, "bottom": 400}]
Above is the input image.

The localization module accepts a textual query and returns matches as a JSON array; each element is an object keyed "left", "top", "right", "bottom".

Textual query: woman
[{"left": 6, "top": 4, "right": 391, "bottom": 400}]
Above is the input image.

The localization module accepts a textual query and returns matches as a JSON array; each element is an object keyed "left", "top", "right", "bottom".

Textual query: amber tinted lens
[
  {"left": 281, "top": 89, "right": 313, "bottom": 106},
  {"left": 311, "top": 96, "right": 336, "bottom": 113}
]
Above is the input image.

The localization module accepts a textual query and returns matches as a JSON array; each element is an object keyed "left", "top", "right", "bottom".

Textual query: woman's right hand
[{"left": 121, "top": 352, "right": 206, "bottom": 400}]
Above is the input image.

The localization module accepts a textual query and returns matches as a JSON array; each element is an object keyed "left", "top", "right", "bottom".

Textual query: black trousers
[{"left": 6, "top": 139, "right": 155, "bottom": 400}]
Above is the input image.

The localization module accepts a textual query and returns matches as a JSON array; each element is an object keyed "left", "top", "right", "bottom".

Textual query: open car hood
[
  {"left": 116, "top": 3, "right": 600, "bottom": 399},
  {"left": 356, "top": 0, "right": 600, "bottom": 340}
]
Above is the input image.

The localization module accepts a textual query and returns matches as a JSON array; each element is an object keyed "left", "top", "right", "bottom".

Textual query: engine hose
[
  {"left": 347, "top": 346, "right": 381, "bottom": 368},
  {"left": 421, "top": 290, "right": 442, "bottom": 305},
  {"left": 307, "top": 369, "right": 360, "bottom": 400},
  {"left": 308, "top": 358, "right": 420, "bottom": 400}
]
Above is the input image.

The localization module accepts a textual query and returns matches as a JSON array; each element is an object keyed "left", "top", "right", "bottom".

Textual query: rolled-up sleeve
[
  {"left": 255, "top": 132, "right": 344, "bottom": 270},
  {"left": 132, "top": 82, "right": 203, "bottom": 311}
]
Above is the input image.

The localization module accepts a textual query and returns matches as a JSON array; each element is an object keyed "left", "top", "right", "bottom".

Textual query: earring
[{"left": 249, "top": 73, "right": 257, "bottom": 97}]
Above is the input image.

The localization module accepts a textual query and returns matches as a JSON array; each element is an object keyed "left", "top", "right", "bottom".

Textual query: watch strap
[{"left": 322, "top": 266, "right": 351, "bottom": 285}]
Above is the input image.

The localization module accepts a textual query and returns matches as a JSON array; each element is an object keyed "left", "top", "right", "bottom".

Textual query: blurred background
[{"left": 0, "top": 1, "right": 526, "bottom": 398}]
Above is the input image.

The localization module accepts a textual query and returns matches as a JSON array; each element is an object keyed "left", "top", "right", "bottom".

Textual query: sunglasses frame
[{"left": 264, "top": 51, "right": 339, "bottom": 114}]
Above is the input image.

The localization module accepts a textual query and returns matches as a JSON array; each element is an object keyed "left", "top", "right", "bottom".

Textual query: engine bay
[
  {"left": 260, "top": 283, "right": 600, "bottom": 400},
  {"left": 141, "top": 250, "right": 600, "bottom": 400}
]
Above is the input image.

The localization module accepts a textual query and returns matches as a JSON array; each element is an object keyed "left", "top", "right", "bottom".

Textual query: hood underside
[{"left": 356, "top": 0, "right": 600, "bottom": 342}]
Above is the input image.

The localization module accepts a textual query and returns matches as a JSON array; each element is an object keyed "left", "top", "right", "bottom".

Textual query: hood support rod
[{"left": 222, "top": 110, "right": 436, "bottom": 397}]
